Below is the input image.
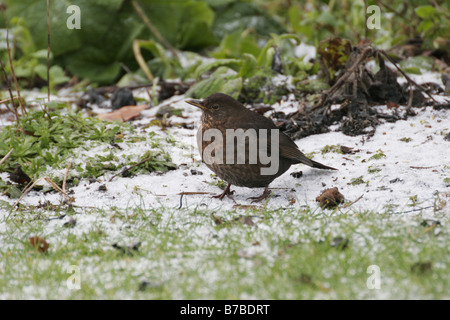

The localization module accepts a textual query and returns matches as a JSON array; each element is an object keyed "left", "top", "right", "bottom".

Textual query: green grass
[
  {"left": 0, "top": 203, "right": 448, "bottom": 299},
  {"left": 0, "top": 109, "right": 176, "bottom": 196}
]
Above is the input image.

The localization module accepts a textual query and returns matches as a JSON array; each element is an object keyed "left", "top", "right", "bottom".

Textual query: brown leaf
[
  {"left": 340, "top": 146, "right": 360, "bottom": 154},
  {"left": 236, "top": 216, "right": 255, "bottom": 226},
  {"left": 211, "top": 213, "right": 225, "bottom": 225},
  {"left": 98, "top": 105, "right": 148, "bottom": 122},
  {"left": 386, "top": 101, "right": 400, "bottom": 109},
  {"left": 232, "top": 204, "right": 260, "bottom": 210},
  {"left": 316, "top": 187, "right": 345, "bottom": 209},
  {"left": 411, "top": 261, "right": 433, "bottom": 275},
  {"left": 29, "top": 236, "right": 49, "bottom": 253}
]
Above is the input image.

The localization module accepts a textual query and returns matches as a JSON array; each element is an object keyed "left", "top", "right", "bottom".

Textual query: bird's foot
[
  {"left": 248, "top": 187, "right": 271, "bottom": 203},
  {"left": 212, "top": 183, "right": 234, "bottom": 200}
]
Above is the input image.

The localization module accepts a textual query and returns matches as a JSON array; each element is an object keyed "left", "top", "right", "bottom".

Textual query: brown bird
[{"left": 186, "top": 93, "right": 336, "bottom": 202}]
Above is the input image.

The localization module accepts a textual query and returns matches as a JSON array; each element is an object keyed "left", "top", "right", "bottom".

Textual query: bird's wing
[
  {"left": 228, "top": 108, "right": 337, "bottom": 170},
  {"left": 278, "top": 132, "right": 314, "bottom": 166}
]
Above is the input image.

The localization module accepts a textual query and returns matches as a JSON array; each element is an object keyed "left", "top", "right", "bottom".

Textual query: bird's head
[{"left": 185, "top": 93, "right": 244, "bottom": 119}]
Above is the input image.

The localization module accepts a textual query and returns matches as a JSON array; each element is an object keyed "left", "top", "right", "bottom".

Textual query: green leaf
[
  {"left": 401, "top": 67, "right": 422, "bottom": 75},
  {"left": 238, "top": 53, "right": 257, "bottom": 78},
  {"left": 34, "top": 65, "right": 70, "bottom": 88},
  {"left": 212, "top": 2, "right": 286, "bottom": 39},
  {"left": 418, "top": 20, "right": 435, "bottom": 34},
  {"left": 211, "top": 30, "right": 261, "bottom": 59},
  {"left": 193, "top": 58, "right": 242, "bottom": 79},
  {"left": 4, "top": 0, "right": 217, "bottom": 84},
  {"left": 399, "top": 56, "right": 434, "bottom": 74},
  {"left": 415, "top": 5, "right": 436, "bottom": 19},
  {"left": 186, "top": 67, "right": 242, "bottom": 99}
]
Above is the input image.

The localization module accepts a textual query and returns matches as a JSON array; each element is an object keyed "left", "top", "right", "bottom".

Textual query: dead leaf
[
  {"left": 98, "top": 104, "right": 148, "bottom": 122},
  {"left": 386, "top": 101, "right": 400, "bottom": 109},
  {"left": 340, "top": 146, "right": 360, "bottom": 154},
  {"left": 211, "top": 213, "right": 225, "bottom": 225},
  {"left": 235, "top": 216, "right": 255, "bottom": 226},
  {"left": 112, "top": 241, "right": 141, "bottom": 256},
  {"left": 411, "top": 261, "right": 433, "bottom": 275},
  {"left": 232, "top": 204, "right": 261, "bottom": 210},
  {"left": 316, "top": 187, "right": 345, "bottom": 209},
  {"left": 237, "top": 249, "right": 255, "bottom": 259},
  {"left": 29, "top": 236, "right": 49, "bottom": 253}
]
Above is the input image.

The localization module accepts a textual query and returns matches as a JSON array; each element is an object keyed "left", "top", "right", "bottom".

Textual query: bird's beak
[{"left": 185, "top": 99, "right": 206, "bottom": 110}]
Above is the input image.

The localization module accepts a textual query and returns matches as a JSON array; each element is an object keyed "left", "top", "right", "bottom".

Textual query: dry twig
[
  {"left": 0, "top": 148, "right": 14, "bottom": 166},
  {"left": 62, "top": 162, "right": 73, "bottom": 193}
]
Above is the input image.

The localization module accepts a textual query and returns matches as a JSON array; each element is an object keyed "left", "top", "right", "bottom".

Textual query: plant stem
[
  {"left": 0, "top": 5, "right": 25, "bottom": 118},
  {"left": 131, "top": 0, "right": 178, "bottom": 58},
  {"left": 46, "top": 0, "right": 51, "bottom": 104}
]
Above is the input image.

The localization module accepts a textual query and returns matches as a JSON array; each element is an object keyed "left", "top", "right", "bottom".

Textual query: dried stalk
[
  {"left": 0, "top": 148, "right": 14, "bottom": 166},
  {"left": 12, "top": 177, "right": 45, "bottom": 208},
  {"left": 44, "top": 177, "right": 75, "bottom": 203},
  {"left": 131, "top": 0, "right": 178, "bottom": 58},
  {"left": 0, "top": 5, "right": 25, "bottom": 116},
  {"left": 62, "top": 162, "right": 72, "bottom": 193},
  {"left": 46, "top": 0, "right": 51, "bottom": 103}
]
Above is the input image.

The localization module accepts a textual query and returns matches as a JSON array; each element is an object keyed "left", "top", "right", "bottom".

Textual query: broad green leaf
[
  {"left": 238, "top": 53, "right": 257, "bottom": 78},
  {"left": 401, "top": 67, "right": 422, "bottom": 75},
  {"left": 212, "top": 1, "right": 285, "bottom": 39},
  {"left": 399, "top": 56, "right": 434, "bottom": 73},
  {"left": 186, "top": 67, "right": 242, "bottom": 99},
  {"left": 4, "top": 0, "right": 217, "bottom": 83},
  {"left": 415, "top": 5, "right": 436, "bottom": 19},
  {"left": 193, "top": 58, "right": 242, "bottom": 79}
]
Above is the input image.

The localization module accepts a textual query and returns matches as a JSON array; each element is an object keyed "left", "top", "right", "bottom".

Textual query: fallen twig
[
  {"left": 176, "top": 191, "right": 212, "bottom": 195},
  {"left": 0, "top": 148, "right": 14, "bottom": 166},
  {"left": 410, "top": 166, "right": 436, "bottom": 169},
  {"left": 12, "top": 176, "right": 75, "bottom": 209},
  {"left": 12, "top": 177, "right": 45, "bottom": 208},
  {"left": 342, "top": 194, "right": 364, "bottom": 208},
  {"left": 314, "top": 46, "right": 374, "bottom": 110},
  {"left": 109, "top": 156, "right": 152, "bottom": 182},
  {"left": 378, "top": 49, "right": 438, "bottom": 104},
  {"left": 62, "top": 162, "right": 72, "bottom": 193},
  {"left": 0, "top": 97, "right": 18, "bottom": 104},
  {"left": 44, "top": 177, "right": 75, "bottom": 203}
]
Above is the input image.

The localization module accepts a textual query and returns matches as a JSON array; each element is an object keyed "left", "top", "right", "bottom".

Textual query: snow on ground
[
  {"left": 1, "top": 78, "right": 448, "bottom": 223},
  {"left": 0, "top": 72, "right": 448, "bottom": 299}
]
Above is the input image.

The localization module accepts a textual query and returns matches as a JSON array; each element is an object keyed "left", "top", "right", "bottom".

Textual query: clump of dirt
[{"left": 316, "top": 187, "right": 345, "bottom": 209}]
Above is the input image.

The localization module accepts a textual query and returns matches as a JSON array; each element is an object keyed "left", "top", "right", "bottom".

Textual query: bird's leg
[
  {"left": 212, "top": 183, "right": 235, "bottom": 200},
  {"left": 248, "top": 187, "right": 271, "bottom": 203}
]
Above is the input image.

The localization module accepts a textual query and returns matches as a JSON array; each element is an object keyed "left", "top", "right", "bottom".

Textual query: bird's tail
[{"left": 310, "top": 159, "right": 338, "bottom": 170}]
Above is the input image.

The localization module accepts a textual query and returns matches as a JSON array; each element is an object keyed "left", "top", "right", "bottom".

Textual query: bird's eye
[{"left": 211, "top": 104, "right": 219, "bottom": 110}]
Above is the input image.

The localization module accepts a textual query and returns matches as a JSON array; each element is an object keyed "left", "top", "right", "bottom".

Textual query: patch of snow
[{"left": 294, "top": 42, "right": 317, "bottom": 62}]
